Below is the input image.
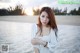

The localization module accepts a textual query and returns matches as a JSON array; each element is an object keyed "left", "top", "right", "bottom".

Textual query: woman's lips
[{"left": 43, "top": 22, "right": 46, "bottom": 24}]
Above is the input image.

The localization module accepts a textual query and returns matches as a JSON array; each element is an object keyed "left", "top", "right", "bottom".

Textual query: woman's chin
[{"left": 42, "top": 24, "right": 46, "bottom": 26}]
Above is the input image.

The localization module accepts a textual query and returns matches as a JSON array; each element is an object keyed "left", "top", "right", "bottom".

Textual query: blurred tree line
[
  {"left": 0, "top": 4, "right": 80, "bottom": 16},
  {"left": 69, "top": 7, "right": 80, "bottom": 15},
  {"left": 33, "top": 7, "right": 80, "bottom": 15},
  {"left": 0, "top": 4, "right": 26, "bottom": 16}
]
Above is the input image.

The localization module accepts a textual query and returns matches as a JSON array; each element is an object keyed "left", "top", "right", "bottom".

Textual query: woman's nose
[{"left": 44, "top": 17, "right": 47, "bottom": 21}]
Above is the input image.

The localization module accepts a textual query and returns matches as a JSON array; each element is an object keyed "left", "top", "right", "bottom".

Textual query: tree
[
  {"left": 0, "top": 9, "right": 9, "bottom": 16},
  {"left": 69, "top": 8, "right": 77, "bottom": 15},
  {"left": 33, "top": 8, "right": 40, "bottom": 15},
  {"left": 69, "top": 7, "right": 80, "bottom": 15},
  {"left": 8, "top": 4, "right": 23, "bottom": 15},
  {"left": 53, "top": 7, "right": 67, "bottom": 15},
  {"left": 77, "top": 7, "right": 80, "bottom": 15}
]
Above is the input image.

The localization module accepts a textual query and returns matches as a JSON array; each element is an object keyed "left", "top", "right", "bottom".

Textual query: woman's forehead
[{"left": 41, "top": 11, "right": 48, "bottom": 16}]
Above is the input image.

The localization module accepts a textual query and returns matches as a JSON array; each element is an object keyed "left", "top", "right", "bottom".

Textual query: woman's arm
[
  {"left": 31, "top": 24, "right": 40, "bottom": 53},
  {"left": 31, "top": 38, "right": 47, "bottom": 46},
  {"left": 46, "top": 30, "right": 58, "bottom": 52},
  {"left": 34, "top": 47, "right": 39, "bottom": 53}
]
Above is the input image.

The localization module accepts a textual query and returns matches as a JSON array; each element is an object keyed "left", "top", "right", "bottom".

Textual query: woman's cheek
[
  {"left": 40, "top": 18, "right": 44, "bottom": 23},
  {"left": 47, "top": 19, "right": 49, "bottom": 24}
]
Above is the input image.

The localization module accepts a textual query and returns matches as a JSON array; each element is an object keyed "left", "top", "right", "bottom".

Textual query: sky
[{"left": 0, "top": 0, "right": 80, "bottom": 14}]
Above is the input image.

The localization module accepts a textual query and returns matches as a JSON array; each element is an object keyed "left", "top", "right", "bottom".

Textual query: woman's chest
[{"left": 38, "top": 35, "right": 50, "bottom": 42}]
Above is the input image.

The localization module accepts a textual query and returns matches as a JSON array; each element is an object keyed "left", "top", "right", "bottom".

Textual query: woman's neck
[
  {"left": 41, "top": 25, "right": 51, "bottom": 36},
  {"left": 42, "top": 25, "right": 51, "bottom": 32},
  {"left": 42, "top": 25, "right": 50, "bottom": 28}
]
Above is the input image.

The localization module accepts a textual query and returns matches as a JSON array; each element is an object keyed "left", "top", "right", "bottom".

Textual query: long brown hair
[{"left": 37, "top": 7, "right": 58, "bottom": 37}]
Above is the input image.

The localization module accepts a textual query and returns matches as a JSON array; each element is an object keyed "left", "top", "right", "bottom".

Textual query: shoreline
[{"left": 0, "top": 16, "right": 80, "bottom": 26}]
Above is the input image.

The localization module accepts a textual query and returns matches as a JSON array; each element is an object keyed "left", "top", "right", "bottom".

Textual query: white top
[{"left": 31, "top": 24, "right": 58, "bottom": 53}]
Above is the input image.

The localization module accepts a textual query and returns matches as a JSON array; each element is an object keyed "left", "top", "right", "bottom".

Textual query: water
[
  {"left": 0, "top": 21, "right": 34, "bottom": 53},
  {"left": 0, "top": 21, "right": 80, "bottom": 53}
]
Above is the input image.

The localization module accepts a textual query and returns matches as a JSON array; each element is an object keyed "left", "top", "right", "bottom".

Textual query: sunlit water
[{"left": 0, "top": 21, "right": 80, "bottom": 53}]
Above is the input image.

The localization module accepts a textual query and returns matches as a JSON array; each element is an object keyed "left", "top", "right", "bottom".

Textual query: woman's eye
[{"left": 42, "top": 15, "right": 45, "bottom": 17}]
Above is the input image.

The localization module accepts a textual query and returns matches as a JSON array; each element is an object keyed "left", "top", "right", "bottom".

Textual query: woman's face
[{"left": 40, "top": 11, "right": 49, "bottom": 26}]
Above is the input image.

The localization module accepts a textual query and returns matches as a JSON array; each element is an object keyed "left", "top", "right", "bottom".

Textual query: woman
[{"left": 31, "top": 7, "right": 58, "bottom": 53}]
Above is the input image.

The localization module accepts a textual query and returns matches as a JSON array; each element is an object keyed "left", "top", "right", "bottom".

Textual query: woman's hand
[
  {"left": 31, "top": 38, "right": 40, "bottom": 45},
  {"left": 31, "top": 38, "right": 47, "bottom": 46}
]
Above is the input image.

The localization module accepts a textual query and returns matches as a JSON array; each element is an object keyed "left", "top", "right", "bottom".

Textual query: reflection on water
[{"left": 0, "top": 21, "right": 80, "bottom": 53}]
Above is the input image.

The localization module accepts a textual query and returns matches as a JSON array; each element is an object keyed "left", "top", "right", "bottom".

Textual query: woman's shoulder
[
  {"left": 32, "top": 23, "right": 39, "bottom": 29},
  {"left": 32, "top": 23, "right": 40, "bottom": 32},
  {"left": 51, "top": 28, "right": 58, "bottom": 32},
  {"left": 50, "top": 28, "right": 58, "bottom": 36},
  {"left": 32, "top": 23, "right": 37, "bottom": 27}
]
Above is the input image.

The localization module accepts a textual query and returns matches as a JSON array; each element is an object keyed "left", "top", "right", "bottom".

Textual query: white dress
[{"left": 31, "top": 24, "right": 58, "bottom": 53}]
